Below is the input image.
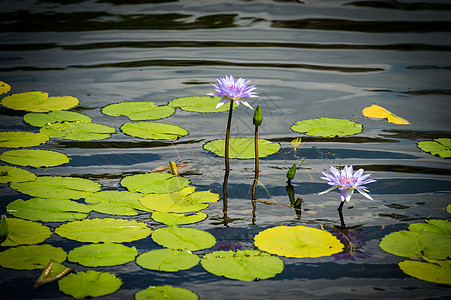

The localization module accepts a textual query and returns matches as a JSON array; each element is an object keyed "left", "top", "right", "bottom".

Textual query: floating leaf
[
  {"left": 254, "top": 226, "right": 344, "bottom": 258},
  {"left": 0, "top": 215, "right": 8, "bottom": 244},
  {"left": 68, "top": 244, "right": 138, "bottom": 267},
  {"left": 7, "top": 198, "right": 91, "bottom": 222},
  {"left": 139, "top": 186, "right": 218, "bottom": 213},
  {"left": 1, "top": 217, "right": 51, "bottom": 247},
  {"left": 152, "top": 226, "right": 216, "bottom": 251},
  {"left": 0, "top": 166, "right": 36, "bottom": 183},
  {"left": 1, "top": 91, "right": 79, "bottom": 112},
  {"left": 121, "top": 121, "right": 188, "bottom": 140},
  {"left": 102, "top": 101, "right": 175, "bottom": 120},
  {"left": 55, "top": 218, "right": 151, "bottom": 243},
  {"left": 418, "top": 138, "right": 451, "bottom": 158},
  {"left": 201, "top": 250, "right": 284, "bottom": 281},
  {"left": 24, "top": 111, "right": 92, "bottom": 127},
  {"left": 409, "top": 219, "right": 451, "bottom": 237},
  {"left": 40, "top": 121, "right": 115, "bottom": 141},
  {"left": 362, "top": 104, "right": 409, "bottom": 125},
  {"left": 290, "top": 117, "right": 363, "bottom": 137},
  {"left": 34, "top": 260, "right": 73, "bottom": 288},
  {"left": 58, "top": 271, "right": 122, "bottom": 299},
  {"left": 121, "top": 172, "right": 190, "bottom": 194},
  {"left": 10, "top": 176, "right": 101, "bottom": 200},
  {"left": 0, "top": 81, "right": 11, "bottom": 95},
  {"left": 448, "top": 204, "right": 451, "bottom": 215},
  {"left": 203, "top": 138, "right": 280, "bottom": 159},
  {"left": 0, "top": 149, "right": 69, "bottom": 167},
  {"left": 0, "top": 131, "right": 49, "bottom": 148},
  {"left": 85, "top": 190, "right": 151, "bottom": 215},
  {"left": 168, "top": 96, "right": 239, "bottom": 113},
  {"left": 135, "top": 285, "right": 198, "bottom": 300},
  {"left": 152, "top": 211, "right": 208, "bottom": 225},
  {"left": 398, "top": 259, "right": 451, "bottom": 284},
  {"left": 0, "top": 245, "right": 66, "bottom": 270},
  {"left": 136, "top": 249, "right": 199, "bottom": 272}
]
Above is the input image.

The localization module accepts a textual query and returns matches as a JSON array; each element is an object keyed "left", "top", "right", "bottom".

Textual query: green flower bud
[
  {"left": 286, "top": 163, "right": 296, "bottom": 181},
  {"left": 253, "top": 105, "right": 262, "bottom": 126}
]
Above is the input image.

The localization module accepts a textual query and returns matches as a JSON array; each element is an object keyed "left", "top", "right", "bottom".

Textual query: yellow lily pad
[{"left": 1, "top": 91, "right": 79, "bottom": 112}]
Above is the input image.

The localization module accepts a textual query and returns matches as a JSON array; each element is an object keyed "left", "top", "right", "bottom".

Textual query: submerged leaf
[
  {"left": 40, "top": 121, "right": 115, "bottom": 140},
  {"left": 1, "top": 217, "right": 52, "bottom": 247},
  {"left": 0, "top": 131, "right": 49, "bottom": 148},
  {"left": 152, "top": 226, "right": 216, "bottom": 251},
  {"left": 203, "top": 138, "right": 280, "bottom": 159},
  {"left": 418, "top": 138, "right": 451, "bottom": 158},
  {"left": 0, "top": 244, "right": 66, "bottom": 270},
  {"left": 290, "top": 117, "right": 363, "bottom": 137},
  {"left": 121, "top": 172, "right": 190, "bottom": 194},
  {"left": 362, "top": 104, "right": 409, "bottom": 125},
  {"left": 58, "top": 271, "right": 122, "bottom": 299},
  {"left": 0, "top": 149, "right": 69, "bottom": 167},
  {"left": 398, "top": 259, "right": 451, "bottom": 284},
  {"left": 68, "top": 244, "right": 138, "bottom": 267},
  {"left": 1, "top": 91, "right": 79, "bottom": 112},
  {"left": 0, "top": 166, "right": 36, "bottom": 183},
  {"left": 136, "top": 249, "right": 199, "bottom": 272},
  {"left": 0, "top": 81, "right": 11, "bottom": 95},
  {"left": 102, "top": 101, "right": 175, "bottom": 120},
  {"left": 85, "top": 190, "right": 151, "bottom": 215},
  {"left": 168, "top": 96, "right": 239, "bottom": 113},
  {"left": 121, "top": 121, "right": 188, "bottom": 140},
  {"left": 135, "top": 285, "right": 198, "bottom": 300},
  {"left": 24, "top": 111, "right": 92, "bottom": 127}
]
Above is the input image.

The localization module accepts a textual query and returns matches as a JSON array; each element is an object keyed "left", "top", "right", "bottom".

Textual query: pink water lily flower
[{"left": 207, "top": 75, "right": 258, "bottom": 110}]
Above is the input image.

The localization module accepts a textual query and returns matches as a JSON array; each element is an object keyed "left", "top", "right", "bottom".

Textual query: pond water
[{"left": 1, "top": 0, "right": 451, "bottom": 299}]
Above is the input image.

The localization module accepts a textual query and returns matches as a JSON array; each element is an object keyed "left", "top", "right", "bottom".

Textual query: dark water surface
[{"left": 1, "top": 0, "right": 451, "bottom": 299}]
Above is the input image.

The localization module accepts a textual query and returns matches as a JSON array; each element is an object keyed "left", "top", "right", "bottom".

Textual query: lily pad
[
  {"left": 398, "top": 259, "right": 451, "bottom": 284},
  {"left": 448, "top": 204, "right": 451, "bottom": 214},
  {"left": 362, "top": 104, "right": 410, "bottom": 125},
  {"left": 254, "top": 225, "right": 344, "bottom": 258},
  {"left": 121, "top": 121, "right": 188, "bottom": 140},
  {"left": 0, "top": 149, "right": 69, "bottom": 168},
  {"left": 152, "top": 226, "right": 216, "bottom": 251},
  {"left": 7, "top": 198, "right": 91, "bottom": 222},
  {"left": 0, "top": 131, "right": 49, "bottom": 148},
  {"left": 139, "top": 186, "right": 218, "bottom": 213},
  {"left": 1, "top": 91, "right": 79, "bottom": 112},
  {"left": 102, "top": 101, "right": 175, "bottom": 120},
  {"left": 10, "top": 176, "right": 101, "bottom": 200},
  {"left": 58, "top": 271, "right": 122, "bottom": 299},
  {"left": 121, "top": 172, "right": 190, "bottom": 194},
  {"left": 1, "top": 217, "right": 52, "bottom": 247},
  {"left": 203, "top": 138, "right": 280, "bottom": 159},
  {"left": 0, "top": 244, "right": 66, "bottom": 270},
  {"left": 85, "top": 190, "right": 151, "bottom": 215},
  {"left": 68, "top": 244, "right": 138, "bottom": 267},
  {"left": 290, "top": 117, "right": 363, "bottom": 137},
  {"left": 24, "top": 111, "right": 92, "bottom": 127},
  {"left": 136, "top": 248, "right": 199, "bottom": 272},
  {"left": 417, "top": 138, "right": 451, "bottom": 158},
  {"left": 55, "top": 218, "right": 151, "bottom": 243},
  {"left": 0, "top": 166, "right": 36, "bottom": 183},
  {"left": 409, "top": 219, "right": 451, "bottom": 237},
  {"left": 201, "top": 250, "right": 284, "bottom": 281},
  {"left": 40, "top": 121, "right": 115, "bottom": 141},
  {"left": 0, "top": 81, "right": 11, "bottom": 95},
  {"left": 151, "top": 211, "right": 208, "bottom": 225},
  {"left": 168, "top": 96, "right": 239, "bottom": 113},
  {"left": 135, "top": 285, "right": 198, "bottom": 300}
]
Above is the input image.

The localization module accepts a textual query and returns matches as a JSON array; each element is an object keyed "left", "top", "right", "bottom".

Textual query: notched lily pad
[
  {"left": 1, "top": 217, "right": 52, "bottom": 247},
  {"left": 68, "top": 244, "right": 138, "bottom": 267},
  {"left": 0, "top": 244, "right": 66, "bottom": 270},
  {"left": 398, "top": 259, "right": 451, "bottom": 284},
  {"left": 0, "top": 149, "right": 69, "bottom": 168},
  {"left": 290, "top": 117, "right": 363, "bottom": 137},
  {"left": 417, "top": 138, "right": 451, "bottom": 158},
  {"left": 136, "top": 248, "right": 199, "bottom": 272},
  {"left": 121, "top": 172, "right": 190, "bottom": 194},
  {"left": 121, "top": 121, "right": 188, "bottom": 140},
  {"left": 0, "top": 81, "right": 11, "bottom": 95},
  {"left": 135, "top": 285, "right": 198, "bottom": 300},
  {"left": 85, "top": 190, "right": 151, "bottom": 216},
  {"left": 40, "top": 121, "right": 115, "bottom": 141},
  {"left": 24, "top": 111, "right": 92, "bottom": 127},
  {"left": 152, "top": 226, "right": 216, "bottom": 251},
  {"left": 0, "top": 166, "right": 36, "bottom": 183},
  {"left": 102, "top": 101, "right": 175, "bottom": 120},
  {"left": 58, "top": 271, "right": 122, "bottom": 299},
  {"left": 1, "top": 91, "right": 79, "bottom": 112},
  {"left": 168, "top": 96, "right": 239, "bottom": 113},
  {"left": 0, "top": 131, "right": 49, "bottom": 148},
  {"left": 151, "top": 211, "right": 208, "bottom": 225},
  {"left": 203, "top": 138, "right": 280, "bottom": 159}
]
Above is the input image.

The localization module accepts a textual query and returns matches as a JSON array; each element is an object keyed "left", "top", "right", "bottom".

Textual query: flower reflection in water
[{"left": 333, "top": 227, "right": 371, "bottom": 261}]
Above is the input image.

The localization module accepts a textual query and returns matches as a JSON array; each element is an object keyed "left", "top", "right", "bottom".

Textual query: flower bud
[
  {"left": 287, "top": 163, "right": 296, "bottom": 181},
  {"left": 253, "top": 105, "right": 262, "bottom": 126}
]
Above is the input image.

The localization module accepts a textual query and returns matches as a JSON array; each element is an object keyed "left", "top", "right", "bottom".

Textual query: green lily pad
[
  {"left": 151, "top": 211, "right": 208, "bottom": 225},
  {"left": 0, "top": 244, "right": 66, "bottom": 270},
  {"left": 68, "top": 244, "right": 138, "bottom": 267},
  {"left": 398, "top": 259, "right": 451, "bottom": 284},
  {"left": 10, "top": 176, "right": 101, "bottom": 200},
  {"left": 290, "top": 117, "right": 363, "bottom": 137},
  {"left": 58, "top": 271, "right": 122, "bottom": 299},
  {"left": 201, "top": 250, "right": 284, "bottom": 281},
  {"left": 0, "top": 166, "right": 36, "bottom": 183},
  {"left": 152, "top": 226, "right": 216, "bottom": 251},
  {"left": 0, "top": 217, "right": 52, "bottom": 247},
  {"left": 139, "top": 186, "right": 218, "bottom": 213},
  {"left": 0, "top": 216, "right": 8, "bottom": 244},
  {"left": 85, "top": 190, "right": 151, "bottom": 216},
  {"left": 121, "top": 172, "right": 190, "bottom": 194},
  {"left": 55, "top": 218, "right": 151, "bottom": 243},
  {"left": 168, "top": 96, "right": 239, "bottom": 113},
  {"left": 24, "top": 111, "right": 92, "bottom": 127},
  {"left": 203, "top": 138, "right": 280, "bottom": 159},
  {"left": 7, "top": 198, "right": 91, "bottom": 222},
  {"left": 40, "top": 121, "right": 115, "bottom": 141},
  {"left": 136, "top": 248, "right": 199, "bottom": 272},
  {"left": 0, "top": 81, "right": 11, "bottom": 95},
  {"left": 102, "top": 101, "right": 175, "bottom": 120},
  {"left": 418, "top": 138, "right": 451, "bottom": 158},
  {"left": 409, "top": 219, "right": 451, "bottom": 237},
  {"left": 121, "top": 121, "right": 188, "bottom": 140},
  {"left": 448, "top": 204, "right": 451, "bottom": 214},
  {"left": 1, "top": 91, "right": 79, "bottom": 112},
  {"left": 135, "top": 285, "right": 198, "bottom": 300},
  {"left": 254, "top": 225, "right": 344, "bottom": 258},
  {"left": 0, "top": 131, "right": 49, "bottom": 148},
  {"left": 0, "top": 149, "right": 69, "bottom": 167}
]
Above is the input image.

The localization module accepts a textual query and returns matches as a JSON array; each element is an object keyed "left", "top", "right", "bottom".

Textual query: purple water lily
[
  {"left": 319, "top": 165, "right": 376, "bottom": 208},
  {"left": 208, "top": 75, "right": 258, "bottom": 110}
]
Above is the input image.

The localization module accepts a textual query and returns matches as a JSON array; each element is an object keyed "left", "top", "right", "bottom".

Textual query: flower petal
[{"left": 318, "top": 186, "right": 338, "bottom": 195}]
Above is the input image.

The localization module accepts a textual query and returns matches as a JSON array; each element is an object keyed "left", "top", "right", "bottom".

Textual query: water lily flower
[
  {"left": 319, "top": 165, "right": 376, "bottom": 206},
  {"left": 208, "top": 75, "right": 258, "bottom": 110}
]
